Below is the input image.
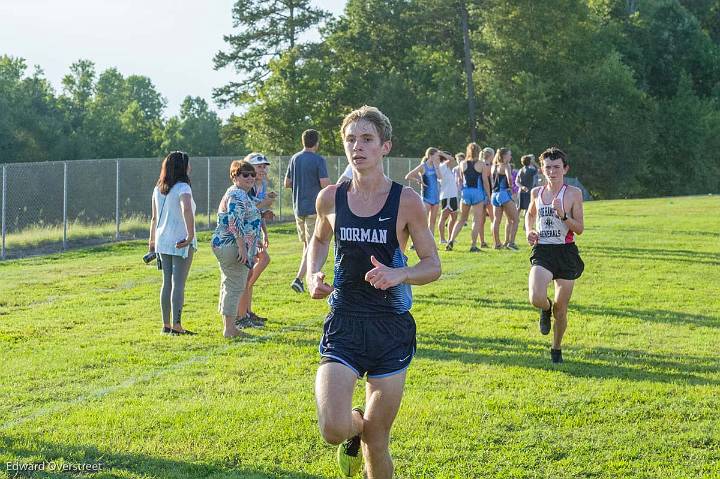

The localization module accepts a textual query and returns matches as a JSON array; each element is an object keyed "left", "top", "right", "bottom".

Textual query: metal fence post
[
  {"left": 115, "top": 159, "right": 120, "bottom": 240},
  {"left": 407, "top": 157, "right": 411, "bottom": 184},
  {"left": 336, "top": 156, "right": 340, "bottom": 181},
  {"left": 207, "top": 157, "right": 211, "bottom": 230},
  {"left": 1, "top": 165, "right": 6, "bottom": 260},
  {"left": 63, "top": 162, "right": 68, "bottom": 250}
]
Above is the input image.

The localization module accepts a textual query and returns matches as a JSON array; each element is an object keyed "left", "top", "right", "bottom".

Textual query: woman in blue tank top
[
  {"left": 491, "top": 148, "right": 520, "bottom": 250},
  {"left": 405, "top": 147, "right": 443, "bottom": 240},
  {"left": 446, "top": 142, "right": 491, "bottom": 251}
]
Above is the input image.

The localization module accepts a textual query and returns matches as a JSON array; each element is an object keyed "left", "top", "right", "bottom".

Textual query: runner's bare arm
[
  {"left": 504, "top": 164, "right": 513, "bottom": 189},
  {"left": 307, "top": 186, "right": 337, "bottom": 298},
  {"left": 404, "top": 163, "right": 425, "bottom": 184},
  {"left": 563, "top": 187, "right": 584, "bottom": 235},
  {"left": 482, "top": 167, "right": 491, "bottom": 199},
  {"left": 454, "top": 163, "right": 464, "bottom": 192}
]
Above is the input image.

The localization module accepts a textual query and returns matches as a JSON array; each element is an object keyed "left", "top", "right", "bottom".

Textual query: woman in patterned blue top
[{"left": 211, "top": 160, "right": 262, "bottom": 338}]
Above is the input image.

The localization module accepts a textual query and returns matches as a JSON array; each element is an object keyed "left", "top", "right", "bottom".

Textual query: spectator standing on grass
[
  {"left": 516, "top": 154, "right": 539, "bottom": 229},
  {"left": 437, "top": 151, "right": 459, "bottom": 244},
  {"left": 491, "top": 148, "right": 520, "bottom": 250},
  {"left": 211, "top": 160, "right": 262, "bottom": 338},
  {"left": 148, "top": 151, "right": 197, "bottom": 335},
  {"left": 235, "top": 152, "right": 277, "bottom": 328},
  {"left": 481, "top": 147, "right": 495, "bottom": 224},
  {"left": 285, "top": 129, "right": 331, "bottom": 293},
  {"left": 446, "top": 143, "right": 491, "bottom": 252},
  {"left": 404, "top": 148, "right": 444, "bottom": 239}
]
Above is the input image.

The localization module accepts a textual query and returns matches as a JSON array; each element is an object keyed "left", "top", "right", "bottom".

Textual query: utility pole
[{"left": 459, "top": 1, "right": 477, "bottom": 143}]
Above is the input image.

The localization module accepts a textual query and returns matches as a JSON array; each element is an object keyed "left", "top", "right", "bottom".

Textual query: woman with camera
[
  {"left": 148, "top": 151, "right": 197, "bottom": 335},
  {"left": 211, "top": 160, "right": 263, "bottom": 338}
]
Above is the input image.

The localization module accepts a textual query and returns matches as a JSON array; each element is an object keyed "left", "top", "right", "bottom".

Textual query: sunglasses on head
[
  {"left": 172, "top": 151, "right": 189, "bottom": 160},
  {"left": 239, "top": 172, "right": 256, "bottom": 178}
]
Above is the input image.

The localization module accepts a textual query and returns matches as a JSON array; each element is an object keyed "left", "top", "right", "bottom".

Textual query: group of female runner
[{"left": 406, "top": 143, "right": 534, "bottom": 252}]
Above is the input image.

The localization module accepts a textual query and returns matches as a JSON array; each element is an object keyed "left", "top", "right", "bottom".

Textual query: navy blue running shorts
[{"left": 319, "top": 310, "right": 416, "bottom": 378}]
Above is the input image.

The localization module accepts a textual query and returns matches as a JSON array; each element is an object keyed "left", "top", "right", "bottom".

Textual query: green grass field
[{"left": 1, "top": 195, "right": 718, "bottom": 479}]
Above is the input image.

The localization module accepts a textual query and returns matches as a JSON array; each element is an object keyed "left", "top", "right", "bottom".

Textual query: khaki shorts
[
  {"left": 212, "top": 243, "right": 250, "bottom": 317},
  {"left": 295, "top": 214, "right": 316, "bottom": 244}
]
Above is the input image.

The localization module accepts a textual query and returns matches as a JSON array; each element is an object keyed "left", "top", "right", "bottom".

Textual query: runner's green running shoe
[{"left": 337, "top": 407, "right": 364, "bottom": 477}]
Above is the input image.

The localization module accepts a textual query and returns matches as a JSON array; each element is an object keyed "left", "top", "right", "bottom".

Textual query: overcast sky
[{"left": 0, "top": 0, "right": 346, "bottom": 119}]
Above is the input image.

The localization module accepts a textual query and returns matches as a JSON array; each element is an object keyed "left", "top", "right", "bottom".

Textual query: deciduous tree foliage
[
  {"left": 0, "top": 58, "right": 230, "bottom": 163},
  {"left": 2, "top": 0, "right": 719, "bottom": 198},
  {"left": 219, "top": 0, "right": 719, "bottom": 197}
]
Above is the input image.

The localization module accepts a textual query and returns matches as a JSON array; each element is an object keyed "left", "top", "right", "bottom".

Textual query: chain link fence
[
  {"left": 0, "top": 156, "right": 422, "bottom": 259},
  {"left": 0, "top": 156, "right": 588, "bottom": 260}
]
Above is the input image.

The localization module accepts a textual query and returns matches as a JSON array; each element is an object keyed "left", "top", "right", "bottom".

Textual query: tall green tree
[{"left": 213, "top": 0, "right": 329, "bottom": 106}]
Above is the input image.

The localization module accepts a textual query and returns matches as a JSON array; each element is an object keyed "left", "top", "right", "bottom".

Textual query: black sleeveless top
[
  {"left": 492, "top": 167, "right": 510, "bottom": 192},
  {"left": 329, "top": 181, "right": 412, "bottom": 315},
  {"left": 463, "top": 160, "right": 481, "bottom": 188}
]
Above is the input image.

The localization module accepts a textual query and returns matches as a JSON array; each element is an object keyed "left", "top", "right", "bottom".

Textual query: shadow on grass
[
  {"left": 1, "top": 434, "right": 327, "bottom": 479},
  {"left": 418, "top": 332, "right": 719, "bottom": 386},
  {"left": 584, "top": 245, "right": 720, "bottom": 266},
  {"left": 418, "top": 296, "right": 720, "bottom": 329}
]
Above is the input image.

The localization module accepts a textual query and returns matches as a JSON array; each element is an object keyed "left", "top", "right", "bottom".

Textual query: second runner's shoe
[{"left": 539, "top": 297, "right": 553, "bottom": 335}]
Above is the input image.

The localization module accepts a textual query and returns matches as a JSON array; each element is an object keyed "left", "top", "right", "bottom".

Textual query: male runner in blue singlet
[
  {"left": 307, "top": 106, "right": 441, "bottom": 478},
  {"left": 526, "top": 147, "right": 585, "bottom": 363}
]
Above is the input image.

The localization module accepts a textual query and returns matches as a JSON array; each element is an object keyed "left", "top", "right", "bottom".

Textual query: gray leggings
[{"left": 159, "top": 249, "right": 194, "bottom": 326}]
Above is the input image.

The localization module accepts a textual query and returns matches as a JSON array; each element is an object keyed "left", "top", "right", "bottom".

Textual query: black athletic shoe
[
  {"left": 539, "top": 298, "right": 552, "bottom": 335},
  {"left": 550, "top": 348, "right": 563, "bottom": 364},
  {"left": 445, "top": 241, "right": 454, "bottom": 251},
  {"left": 469, "top": 245, "right": 481, "bottom": 252},
  {"left": 290, "top": 278, "right": 304, "bottom": 293}
]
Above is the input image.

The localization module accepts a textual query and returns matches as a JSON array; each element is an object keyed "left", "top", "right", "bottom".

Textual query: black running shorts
[
  {"left": 530, "top": 243, "right": 584, "bottom": 280},
  {"left": 441, "top": 197, "right": 458, "bottom": 212},
  {"left": 319, "top": 310, "right": 416, "bottom": 378}
]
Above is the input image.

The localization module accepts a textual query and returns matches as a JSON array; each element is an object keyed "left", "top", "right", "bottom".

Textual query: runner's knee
[
  {"left": 530, "top": 290, "right": 547, "bottom": 308},
  {"left": 318, "top": 417, "right": 351, "bottom": 445}
]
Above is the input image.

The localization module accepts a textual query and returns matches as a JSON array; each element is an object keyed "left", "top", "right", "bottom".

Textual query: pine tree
[{"left": 213, "top": 0, "right": 328, "bottom": 106}]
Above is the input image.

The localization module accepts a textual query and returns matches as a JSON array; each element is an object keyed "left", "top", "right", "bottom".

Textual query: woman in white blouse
[{"left": 148, "top": 151, "right": 197, "bottom": 335}]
